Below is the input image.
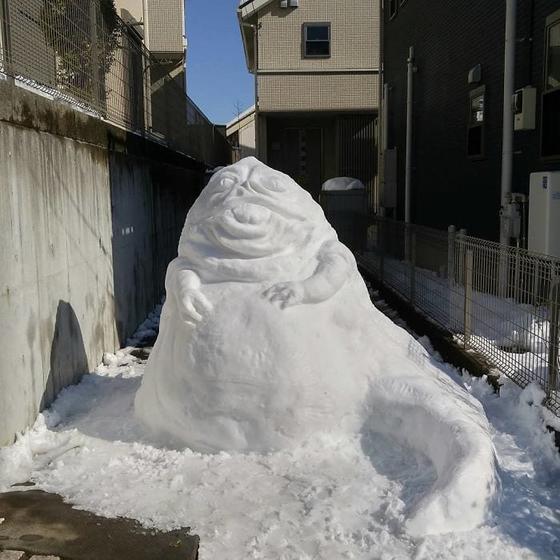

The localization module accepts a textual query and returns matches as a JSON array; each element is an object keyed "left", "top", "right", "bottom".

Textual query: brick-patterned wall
[
  {"left": 146, "top": 0, "right": 184, "bottom": 53},
  {"left": 384, "top": 0, "right": 560, "bottom": 240},
  {"left": 258, "top": 0, "right": 379, "bottom": 71},
  {"left": 255, "top": 0, "right": 379, "bottom": 112},
  {"left": 259, "top": 73, "right": 378, "bottom": 112}
]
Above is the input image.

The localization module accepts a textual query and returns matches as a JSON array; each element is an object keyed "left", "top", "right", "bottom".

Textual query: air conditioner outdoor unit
[
  {"left": 289, "top": 0, "right": 299, "bottom": 6},
  {"left": 280, "top": 0, "right": 288, "bottom": 7},
  {"left": 528, "top": 171, "right": 560, "bottom": 257}
]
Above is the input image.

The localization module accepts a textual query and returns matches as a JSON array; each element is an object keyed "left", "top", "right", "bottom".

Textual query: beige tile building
[
  {"left": 226, "top": 106, "right": 257, "bottom": 162},
  {"left": 238, "top": 0, "right": 379, "bottom": 202},
  {"left": 114, "top": 0, "right": 186, "bottom": 135},
  {"left": 115, "top": 0, "right": 185, "bottom": 59}
]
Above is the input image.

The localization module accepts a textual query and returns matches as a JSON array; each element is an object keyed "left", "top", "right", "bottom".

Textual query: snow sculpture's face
[{"left": 181, "top": 158, "right": 324, "bottom": 258}]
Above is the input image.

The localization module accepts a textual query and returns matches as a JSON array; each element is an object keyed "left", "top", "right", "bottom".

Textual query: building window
[
  {"left": 542, "top": 14, "right": 560, "bottom": 158},
  {"left": 303, "top": 23, "right": 330, "bottom": 58},
  {"left": 467, "top": 87, "right": 485, "bottom": 158},
  {"left": 389, "top": 0, "right": 398, "bottom": 19}
]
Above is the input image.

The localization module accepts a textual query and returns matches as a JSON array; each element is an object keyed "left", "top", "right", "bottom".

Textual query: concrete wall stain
[{"left": 0, "top": 83, "right": 208, "bottom": 445}]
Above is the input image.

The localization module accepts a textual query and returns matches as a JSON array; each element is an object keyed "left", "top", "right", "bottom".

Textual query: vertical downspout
[
  {"left": 241, "top": 20, "right": 259, "bottom": 158},
  {"left": 405, "top": 46, "right": 415, "bottom": 223},
  {"left": 500, "top": 0, "right": 517, "bottom": 245},
  {"left": 254, "top": 22, "right": 259, "bottom": 160},
  {"left": 376, "top": 0, "right": 385, "bottom": 214}
]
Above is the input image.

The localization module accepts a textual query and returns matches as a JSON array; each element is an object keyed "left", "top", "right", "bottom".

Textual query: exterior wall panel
[
  {"left": 147, "top": 0, "right": 185, "bottom": 54},
  {"left": 258, "top": 0, "right": 379, "bottom": 71},
  {"left": 259, "top": 73, "right": 378, "bottom": 112},
  {"left": 384, "top": 0, "right": 560, "bottom": 240}
]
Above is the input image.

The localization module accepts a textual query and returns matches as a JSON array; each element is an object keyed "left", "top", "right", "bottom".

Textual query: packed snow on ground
[
  {"left": 0, "top": 308, "right": 559, "bottom": 559},
  {"left": 359, "top": 251, "right": 560, "bottom": 414}
]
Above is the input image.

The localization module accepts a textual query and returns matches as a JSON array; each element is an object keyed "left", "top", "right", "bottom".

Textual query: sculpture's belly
[{"left": 138, "top": 278, "right": 372, "bottom": 452}]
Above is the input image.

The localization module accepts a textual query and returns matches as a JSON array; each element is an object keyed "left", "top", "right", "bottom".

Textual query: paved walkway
[{"left": 0, "top": 487, "right": 198, "bottom": 560}]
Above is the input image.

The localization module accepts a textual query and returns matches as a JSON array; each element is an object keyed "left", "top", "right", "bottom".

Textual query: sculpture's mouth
[
  {"left": 192, "top": 201, "right": 299, "bottom": 258},
  {"left": 226, "top": 202, "right": 272, "bottom": 226}
]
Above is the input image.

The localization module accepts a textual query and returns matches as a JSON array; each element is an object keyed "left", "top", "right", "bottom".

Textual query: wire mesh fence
[
  {"left": 0, "top": 0, "right": 229, "bottom": 167},
  {"left": 359, "top": 217, "right": 560, "bottom": 416}
]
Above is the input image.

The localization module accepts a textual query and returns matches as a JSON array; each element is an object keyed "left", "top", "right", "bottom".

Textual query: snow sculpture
[{"left": 135, "top": 157, "right": 497, "bottom": 536}]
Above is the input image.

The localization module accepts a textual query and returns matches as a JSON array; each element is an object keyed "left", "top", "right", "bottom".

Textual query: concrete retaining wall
[{"left": 0, "top": 82, "right": 208, "bottom": 445}]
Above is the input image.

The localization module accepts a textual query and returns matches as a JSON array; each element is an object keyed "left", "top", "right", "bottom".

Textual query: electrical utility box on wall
[
  {"left": 513, "top": 86, "right": 536, "bottom": 130},
  {"left": 528, "top": 172, "right": 560, "bottom": 257}
]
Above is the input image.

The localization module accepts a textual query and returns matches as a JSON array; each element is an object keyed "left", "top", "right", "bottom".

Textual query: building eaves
[
  {"left": 238, "top": 0, "right": 275, "bottom": 20},
  {"left": 226, "top": 105, "right": 256, "bottom": 130}
]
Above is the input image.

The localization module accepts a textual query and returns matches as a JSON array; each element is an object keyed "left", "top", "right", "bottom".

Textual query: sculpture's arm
[
  {"left": 263, "top": 240, "right": 355, "bottom": 309},
  {"left": 166, "top": 258, "right": 212, "bottom": 324}
]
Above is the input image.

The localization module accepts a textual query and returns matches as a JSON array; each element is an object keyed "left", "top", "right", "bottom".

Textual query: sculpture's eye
[
  {"left": 266, "top": 178, "right": 286, "bottom": 193},
  {"left": 218, "top": 175, "right": 237, "bottom": 190}
]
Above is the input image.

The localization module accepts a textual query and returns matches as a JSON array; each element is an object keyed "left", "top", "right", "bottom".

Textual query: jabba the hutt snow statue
[{"left": 135, "top": 157, "right": 498, "bottom": 536}]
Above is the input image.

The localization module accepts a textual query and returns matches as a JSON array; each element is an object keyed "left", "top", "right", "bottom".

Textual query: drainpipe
[
  {"left": 500, "top": 0, "right": 517, "bottom": 246},
  {"left": 376, "top": 0, "right": 384, "bottom": 214},
  {"left": 242, "top": 22, "right": 259, "bottom": 159},
  {"left": 405, "top": 46, "right": 415, "bottom": 224}
]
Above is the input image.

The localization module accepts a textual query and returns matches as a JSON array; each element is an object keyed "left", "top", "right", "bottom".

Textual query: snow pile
[
  {"left": 322, "top": 177, "right": 365, "bottom": 191},
  {"left": 1, "top": 325, "right": 559, "bottom": 559},
  {"left": 135, "top": 157, "right": 497, "bottom": 535}
]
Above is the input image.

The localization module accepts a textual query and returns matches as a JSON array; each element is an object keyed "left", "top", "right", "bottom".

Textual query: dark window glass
[
  {"left": 467, "top": 127, "right": 483, "bottom": 157},
  {"left": 546, "top": 22, "right": 560, "bottom": 91},
  {"left": 389, "top": 0, "right": 397, "bottom": 18},
  {"left": 306, "top": 41, "right": 329, "bottom": 56},
  {"left": 543, "top": 19, "right": 560, "bottom": 158},
  {"left": 303, "top": 24, "right": 330, "bottom": 58},
  {"left": 306, "top": 26, "right": 329, "bottom": 41},
  {"left": 470, "top": 93, "right": 485, "bottom": 124},
  {"left": 542, "top": 90, "right": 560, "bottom": 157},
  {"left": 467, "top": 88, "right": 485, "bottom": 157}
]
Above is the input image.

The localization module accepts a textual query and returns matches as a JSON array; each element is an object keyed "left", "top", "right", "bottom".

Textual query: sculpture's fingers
[
  {"left": 280, "top": 290, "right": 297, "bottom": 309},
  {"left": 262, "top": 285, "right": 279, "bottom": 299},
  {"left": 193, "top": 291, "right": 213, "bottom": 314},
  {"left": 183, "top": 299, "right": 202, "bottom": 322}
]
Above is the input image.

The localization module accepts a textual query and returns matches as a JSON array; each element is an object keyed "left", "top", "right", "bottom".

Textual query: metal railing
[
  {"left": 0, "top": 0, "right": 230, "bottom": 167},
  {"left": 359, "top": 217, "right": 560, "bottom": 416}
]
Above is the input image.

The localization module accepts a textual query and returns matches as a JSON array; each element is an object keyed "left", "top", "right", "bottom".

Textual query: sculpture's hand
[
  {"left": 263, "top": 281, "right": 305, "bottom": 309},
  {"left": 263, "top": 240, "right": 355, "bottom": 309},
  {"left": 178, "top": 289, "right": 213, "bottom": 324},
  {"left": 166, "top": 260, "right": 213, "bottom": 325}
]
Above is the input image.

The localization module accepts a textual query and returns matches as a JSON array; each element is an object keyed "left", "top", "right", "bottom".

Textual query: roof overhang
[
  {"left": 237, "top": 0, "right": 275, "bottom": 71},
  {"left": 226, "top": 105, "right": 256, "bottom": 131},
  {"left": 238, "top": 0, "right": 275, "bottom": 20}
]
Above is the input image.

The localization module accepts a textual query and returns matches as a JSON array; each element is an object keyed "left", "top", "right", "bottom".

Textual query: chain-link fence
[
  {"left": 0, "top": 0, "right": 230, "bottom": 167},
  {"left": 359, "top": 217, "right": 560, "bottom": 416}
]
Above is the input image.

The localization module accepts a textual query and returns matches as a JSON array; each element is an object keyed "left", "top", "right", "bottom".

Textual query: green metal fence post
[
  {"left": 548, "top": 277, "right": 560, "bottom": 399},
  {"left": 464, "top": 249, "right": 474, "bottom": 348}
]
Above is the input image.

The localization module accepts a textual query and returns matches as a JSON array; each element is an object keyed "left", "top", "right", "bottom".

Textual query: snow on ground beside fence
[
  {"left": 361, "top": 252, "right": 560, "bottom": 413},
  {"left": 0, "top": 307, "right": 559, "bottom": 559}
]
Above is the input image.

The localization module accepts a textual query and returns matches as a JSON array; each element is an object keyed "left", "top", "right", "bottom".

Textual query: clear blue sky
[{"left": 185, "top": 0, "right": 254, "bottom": 125}]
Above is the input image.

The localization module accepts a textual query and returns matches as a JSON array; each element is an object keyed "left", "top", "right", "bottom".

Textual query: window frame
[
  {"left": 541, "top": 10, "right": 560, "bottom": 160},
  {"left": 302, "top": 22, "right": 331, "bottom": 59},
  {"left": 467, "top": 85, "right": 486, "bottom": 160},
  {"left": 389, "top": 0, "right": 398, "bottom": 20}
]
